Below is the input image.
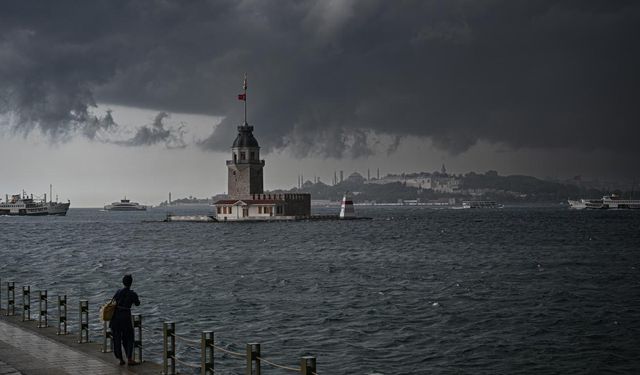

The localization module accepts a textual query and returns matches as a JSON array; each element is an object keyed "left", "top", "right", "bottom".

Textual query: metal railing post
[
  {"left": 163, "top": 321, "right": 176, "bottom": 375},
  {"left": 133, "top": 314, "right": 143, "bottom": 363},
  {"left": 246, "top": 343, "right": 261, "bottom": 375},
  {"left": 6, "top": 282, "right": 15, "bottom": 316},
  {"left": 57, "top": 295, "right": 68, "bottom": 335},
  {"left": 102, "top": 321, "right": 113, "bottom": 352},
  {"left": 78, "top": 300, "right": 89, "bottom": 343},
  {"left": 38, "top": 290, "right": 48, "bottom": 327},
  {"left": 300, "top": 356, "right": 316, "bottom": 375},
  {"left": 200, "top": 331, "right": 214, "bottom": 375},
  {"left": 22, "top": 286, "right": 31, "bottom": 321}
]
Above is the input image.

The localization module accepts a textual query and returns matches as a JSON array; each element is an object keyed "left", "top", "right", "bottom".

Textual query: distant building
[
  {"left": 346, "top": 172, "right": 365, "bottom": 184},
  {"left": 365, "top": 171, "right": 461, "bottom": 193}
]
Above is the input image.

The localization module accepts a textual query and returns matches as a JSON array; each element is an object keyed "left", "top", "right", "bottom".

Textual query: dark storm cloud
[
  {"left": 1, "top": 1, "right": 639, "bottom": 162},
  {"left": 115, "top": 112, "right": 186, "bottom": 148}
]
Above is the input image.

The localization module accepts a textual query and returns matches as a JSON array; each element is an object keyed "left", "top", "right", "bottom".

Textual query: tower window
[
  {"left": 240, "top": 152, "right": 246, "bottom": 160},
  {"left": 233, "top": 153, "right": 237, "bottom": 162},
  {"left": 250, "top": 151, "right": 255, "bottom": 160}
]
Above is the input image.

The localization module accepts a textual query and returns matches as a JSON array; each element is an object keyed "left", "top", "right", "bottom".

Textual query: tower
[
  {"left": 227, "top": 124, "right": 265, "bottom": 198},
  {"left": 227, "top": 74, "right": 264, "bottom": 198}
]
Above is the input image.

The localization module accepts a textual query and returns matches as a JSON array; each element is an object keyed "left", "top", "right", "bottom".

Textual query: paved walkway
[
  {"left": 0, "top": 310, "right": 161, "bottom": 375},
  {"left": 0, "top": 319, "right": 123, "bottom": 374}
]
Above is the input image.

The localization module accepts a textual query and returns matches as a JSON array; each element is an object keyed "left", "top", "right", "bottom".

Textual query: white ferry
[
  {"left": 0, "top": 193, "right": 70, "bottom": 216},
  {"left": 104, "top": 197, "right": 147, "bottom": 211},
  {"left": 461, "top": 200, "right": 503, "bottom": 209},
  {"left": 568, "top": 195, "right": 640, "bottom": 210}
]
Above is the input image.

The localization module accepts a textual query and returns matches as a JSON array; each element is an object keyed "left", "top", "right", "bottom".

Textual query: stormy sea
[{"left": 1, "top": 205, "right": 639, "bottom": 374}]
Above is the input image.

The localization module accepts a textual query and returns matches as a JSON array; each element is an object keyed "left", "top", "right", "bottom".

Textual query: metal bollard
[
  {"left": 38, "top": 290, "right": 48, "bottom": 328},
  {"left": 246, "top": 343, "right": 261, "bottom": 375},
  {"left": 57, "top": 295, "right": 68, "bottom": 335},
  {"left": 78, "top": 300, "right": 89, "bottom": 343},
  {"left": 300, "top": 356, "right": 316, "bottom": 375},
  {"left": 133, "top": 314, "right": 143, "bottom": 363},
  {"left": 22, "top": 286, "right": 31, "bottom": 321},
  {"left": 163, "top": 322, "right": 176, "bottom": 375},
  {"left": 102, "top": 321, "right": 113, "bottom": 353},
  {"left": 200, "top": 331, "right": 214, "bottom": 375},
  {"left": 6, "top": 282, "right": 15, "bottom": 316}
]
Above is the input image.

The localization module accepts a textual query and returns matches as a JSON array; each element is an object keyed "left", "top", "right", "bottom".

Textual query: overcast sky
[{"left": 1, "top": 1, "right": 639, "bottom": 206}]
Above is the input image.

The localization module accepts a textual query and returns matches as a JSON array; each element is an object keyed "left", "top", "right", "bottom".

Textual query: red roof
[{"left": 214, "top": 199, "right": 281, "bottom": 205}]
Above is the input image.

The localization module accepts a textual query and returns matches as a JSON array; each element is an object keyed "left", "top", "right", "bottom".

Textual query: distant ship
[
  {"left": 461, "top": 200, "right": 503, "bottom": 209},
  {"left": 104, "top": 197, "right": 147, "bottom": 211},
  {"left": 568, "top": 195, "right": 640, "bottom": 210},
  {"left": 0, "top": 193, "right": 70, "bottom": 216}
]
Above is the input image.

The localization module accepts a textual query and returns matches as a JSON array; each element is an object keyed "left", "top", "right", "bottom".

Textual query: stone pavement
[
  {"left": 0, "top": 360, "right": 21, "bottom": 375},
  {"left": 0, "top": 310, "right": 161, "bottom": 375}
]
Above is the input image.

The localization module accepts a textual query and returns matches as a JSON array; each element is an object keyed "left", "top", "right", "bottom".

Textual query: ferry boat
[
  {"left": 568, "top": 195, "right": 640, "bottom": 210},
  {"left": 104, "top": 197, "right": 147, "bottom": 211},
  {"left": 461, "top": 200, "right": 503, "bottom": 209},
  {"left": 0, "top": 193, "right": 70, "bottom": 216}
]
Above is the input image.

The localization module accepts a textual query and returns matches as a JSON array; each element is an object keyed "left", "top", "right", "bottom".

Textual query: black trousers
[{"left": 111, "top": 315, "right": 134, "bottom": 360}]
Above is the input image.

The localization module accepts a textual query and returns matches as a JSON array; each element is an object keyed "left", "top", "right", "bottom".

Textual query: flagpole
[{"left": 244, "top": 73, "right": 248, "bottom": 125}]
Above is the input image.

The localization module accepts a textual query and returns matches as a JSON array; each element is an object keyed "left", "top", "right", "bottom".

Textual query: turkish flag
[{"left": 238, "top": 93, "right": 246, "bottom": 101}]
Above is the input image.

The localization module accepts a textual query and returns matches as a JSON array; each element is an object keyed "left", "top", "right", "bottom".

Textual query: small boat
[
  {"left": 461, "top": 200, "right": 503, "bottom": 209},
  {"left": 104, "top": 197, "right": 147, "bottom": 211},
  {"left": 0, "top": 192, "right": 70, "bottom": 216}
]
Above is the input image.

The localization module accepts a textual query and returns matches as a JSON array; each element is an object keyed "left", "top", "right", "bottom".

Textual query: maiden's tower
[{"left": 214, "top": 75, "right": 310, "bottom": 220}]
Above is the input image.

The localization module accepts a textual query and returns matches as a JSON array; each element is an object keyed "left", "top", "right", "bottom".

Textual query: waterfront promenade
[{"left": 0, "top": 309, "right": 161, "bottom": 375}]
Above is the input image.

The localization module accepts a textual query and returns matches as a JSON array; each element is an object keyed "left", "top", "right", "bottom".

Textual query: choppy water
[{"left": 1, "top": 206, "right": 639, "bottom": 374}]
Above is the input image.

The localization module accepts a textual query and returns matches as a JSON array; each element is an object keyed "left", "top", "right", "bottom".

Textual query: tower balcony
[{"left": 226, "top": 159, "right": 265, "bottom": 166}]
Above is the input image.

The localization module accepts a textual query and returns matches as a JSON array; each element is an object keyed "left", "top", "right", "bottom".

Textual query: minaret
[{"left": 227, "top": 74, "right": 265, "bottom": 198}]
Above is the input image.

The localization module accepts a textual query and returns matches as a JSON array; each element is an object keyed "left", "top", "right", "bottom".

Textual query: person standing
[{"left": 110, "top": 274, "right": 141, "bottom": 366}]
